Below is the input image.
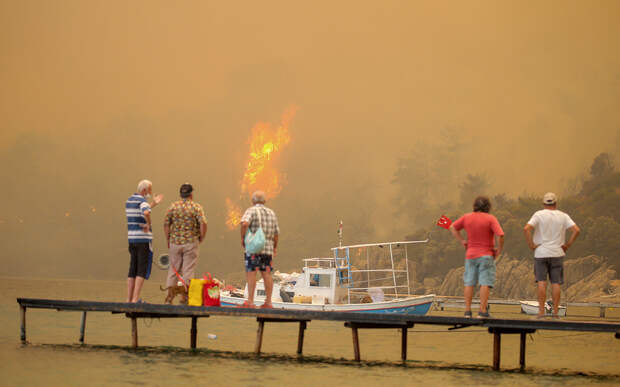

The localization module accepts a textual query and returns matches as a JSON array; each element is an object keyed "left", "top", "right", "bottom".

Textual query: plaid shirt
[
  {"left": 241, "top": 204, "right": 279, "bottom": 256},
  {"left": 164, "top": 199, "right": 207, "bottom": 245}
]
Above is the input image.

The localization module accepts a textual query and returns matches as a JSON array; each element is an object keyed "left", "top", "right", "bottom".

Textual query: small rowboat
[{"left": 520, "top": 300, "right": 567, "bottom": 316}]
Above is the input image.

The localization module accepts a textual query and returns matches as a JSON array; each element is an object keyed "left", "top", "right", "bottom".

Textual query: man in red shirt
[{"left": 450, "top": 196, "right": 504, "bottom": 318}]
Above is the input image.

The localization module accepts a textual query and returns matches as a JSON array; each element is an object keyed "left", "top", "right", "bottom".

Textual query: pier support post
[
  {"left": 401, "top": 327, "right": 408, "bottom": 362},
  {"left": 600, "top": 306, "right": 606, "bottom": 318},
  {"left": 488, "top": 328, "right": 535, "bottom": 371},
  {"left": 20, "top": 305, "right": 26, "bottom": 343},
  {"left": 254, "top": 318, "right": 310, "bottom": 355},
  {"left": 190, "top": 317, "right": 197, "bottom": 349},
  {"left": 297, "top": 321, "right": 306, "bottom": 355},
  {"left": 345, "top": 321, "right": 414, "bottom": 362},
  {"left": 519, "top": 332, "right": 526, "bottom": 370},
  {"left": 255, "top": 319, "right": 265, "bottom": 354},
  {"left": 79, "top": 312, "right": 87, "bottom": 344},
  {"left": 131, "top": 317, "right": 138, "bottom": 348},
  {"left": 351, "top": 326, "right": 360, "bottom": 362},
  {"left": 493, "top": 331, "right": 501, "bottom": 370}
]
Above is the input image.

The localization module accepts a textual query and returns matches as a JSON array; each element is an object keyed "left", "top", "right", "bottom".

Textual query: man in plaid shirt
[{"left": 240, "top": 190, "right": 280, "bottom": 308}]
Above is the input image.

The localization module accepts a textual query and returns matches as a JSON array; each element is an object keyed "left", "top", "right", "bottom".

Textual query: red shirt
[{"left": 452, "top": 212, "right": 504, "bottom": 259}]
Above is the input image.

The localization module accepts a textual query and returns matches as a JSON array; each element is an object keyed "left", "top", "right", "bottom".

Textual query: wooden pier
[
  {"left": 17, "top": 298, "right": 620, "bottom": 371},
  {"left": 434, "top": 296, "right": 620, "bottom": 318}
]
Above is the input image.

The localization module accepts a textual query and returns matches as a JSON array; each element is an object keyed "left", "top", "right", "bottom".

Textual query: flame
[
  {"left": 225, "top": 198, "right": 242, "bottom": 229},
  {"left": 225, "top": 106, "right": 297, "bottom": 230}
]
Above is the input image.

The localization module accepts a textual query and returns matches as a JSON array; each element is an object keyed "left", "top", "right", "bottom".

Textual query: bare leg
[
  {"left": 464, "top": 286, "right": 474, "bottom": 312},
  {"left": 551, "top": 283, "right": 561, "bottom": 315},
  {"left": 537, "top": 281, "right": 547, "bottom": 316},
  {"left": 261, "top": 268, "right": 274, "bottom": 307},
  {"left": 246, "top": 270, "right": 258, "bottom": 305},
  {"left": 479, "top": 286, "right": 490, "bottom": 313},
  {"left": 127, "top": 278, "right": 135, "bottom": 303},
  {"left": 131, "top": 276, "right": 145, "bottom": 303}
]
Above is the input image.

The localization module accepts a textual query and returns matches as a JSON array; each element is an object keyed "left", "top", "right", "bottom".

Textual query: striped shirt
[
  {"left": 241, "top": 204, "right": 279, "bottom": 256},
  {"left": 125, "top": 193, "right": 152, "bottom": 243}
]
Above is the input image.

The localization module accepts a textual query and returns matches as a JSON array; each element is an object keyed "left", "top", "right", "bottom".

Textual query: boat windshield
[{"left": 309, "top": 273, "right": 331, "bottom": 287}]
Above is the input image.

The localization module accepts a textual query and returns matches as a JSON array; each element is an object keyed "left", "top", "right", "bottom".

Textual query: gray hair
[
  {"left": 137, "top": 179, "right": 152, "bottom": 194},
  {"left": 251, "top": 190, "right": 266, "bottom": 204}
]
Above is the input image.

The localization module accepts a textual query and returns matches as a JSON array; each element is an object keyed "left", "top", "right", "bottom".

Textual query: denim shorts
[
  {"left": 463, "top": 255, "right": 495, "bottom": 287},
  {"left": 244, "top": 253, "right": 273, "bottom": 272}
]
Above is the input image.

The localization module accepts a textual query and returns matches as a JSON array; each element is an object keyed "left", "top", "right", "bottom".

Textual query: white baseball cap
[{"left": 543, "top": 192, "right": 557, "bottom": 205}]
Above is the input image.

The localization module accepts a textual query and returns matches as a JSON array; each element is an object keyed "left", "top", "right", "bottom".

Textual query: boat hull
[
  {"left": 221, "top": 294, "right": 435, "bottom": 315},
  {"left": 520, "top": 300, "right": 567, "bottom": 316}
]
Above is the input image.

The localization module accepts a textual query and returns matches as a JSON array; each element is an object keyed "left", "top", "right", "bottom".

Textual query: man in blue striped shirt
[{"left": 125, "top": 179, "right": 163, "bottom": 302}]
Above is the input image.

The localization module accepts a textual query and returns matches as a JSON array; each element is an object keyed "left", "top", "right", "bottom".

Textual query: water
[{"left": 1, "top": 277, "right": 619, "bottom": 386}]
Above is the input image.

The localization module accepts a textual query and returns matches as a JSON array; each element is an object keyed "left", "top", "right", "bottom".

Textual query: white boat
[
  {"left": 221, "top": 240, "right": 435, "bottom": 315},
  {"left": 520, "top": 300, "right": 567, "bottom": 317}
]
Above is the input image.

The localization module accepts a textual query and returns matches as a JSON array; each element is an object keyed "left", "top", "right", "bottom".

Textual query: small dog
[{"left": 160, "top": 284, "right": 188, "bottom": 305}]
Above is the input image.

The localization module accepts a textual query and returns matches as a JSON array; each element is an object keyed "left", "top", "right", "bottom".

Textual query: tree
[
  {"left": 590, "top": 152, "right": 614, "bottom": 178},
  {"left": 458, "top": 173, "right": 491, "bottom": 211},
  {"left": 392, "top": 128, "right": 465, "bottom": 227}
]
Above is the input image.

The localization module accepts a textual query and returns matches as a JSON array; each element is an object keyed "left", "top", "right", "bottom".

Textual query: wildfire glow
[
  {"left": 225, "top": 198, "right": 242, "bottom": 229},
  {"left": 225, "top": 106, "right": 297, "bottom": 230}
]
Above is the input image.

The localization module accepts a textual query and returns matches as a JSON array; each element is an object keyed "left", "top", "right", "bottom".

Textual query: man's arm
[
  {"left": 143, "top": 210, "right": 152, "bottom": 233},
  {"left": 149, "top": 194, "right": 164, "bottom": 208},
  {"left": 494, "top": 235, "right": 504, "bottom": 259},
  {"left": 273, "top": 234, "right": 279, "bottom": 258},
  {"left": 449, "top": 225, "right": 467, "bottom": 249},
  {"left": 240, "top": 221, "right": 249, "bottom": 248},
  {"left": 562, "top": 225, "right": 580, "bottom": 252},
  {"left": 164, "top": 223, "right": 170, "bottom": 248},
  {"left": 523, "top": 224, "right": 538, "bottom": 250},
  {"left": 199, "top": 221, "right": 207, "bottom": 243}
]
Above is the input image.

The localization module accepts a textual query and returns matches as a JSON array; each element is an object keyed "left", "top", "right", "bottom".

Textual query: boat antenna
[{"left": 338, "top": 220, "right": 343, "bottom": 247}]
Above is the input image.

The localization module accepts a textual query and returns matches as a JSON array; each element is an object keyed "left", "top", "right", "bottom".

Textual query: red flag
[{"left": 436, "top": 215, "right": 452, "bottom": 229}]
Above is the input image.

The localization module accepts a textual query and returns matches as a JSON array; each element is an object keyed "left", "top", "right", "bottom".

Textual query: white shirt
[{"left": 527, "top": 209, "right": 576, "bottom": 258}]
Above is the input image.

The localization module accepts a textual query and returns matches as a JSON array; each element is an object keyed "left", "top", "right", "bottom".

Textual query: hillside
[{"left": 420, "top": 255, "right": 620, "bottom": 303}]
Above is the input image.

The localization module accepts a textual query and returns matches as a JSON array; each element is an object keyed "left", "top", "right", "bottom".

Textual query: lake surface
[{"left": 1, "top": 277, "right": 619, "bottom": 386}]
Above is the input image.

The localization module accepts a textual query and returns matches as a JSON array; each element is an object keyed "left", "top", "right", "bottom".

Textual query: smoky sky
[{"left": 1, "top": 1, "right": 619, "bottom": 280}]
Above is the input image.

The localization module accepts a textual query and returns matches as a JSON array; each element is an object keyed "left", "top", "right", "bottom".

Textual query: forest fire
[{"left": 225, "top": 106, "right": 297, "bottom": 229}]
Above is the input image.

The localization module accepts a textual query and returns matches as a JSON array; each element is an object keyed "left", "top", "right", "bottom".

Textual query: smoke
[{"left": 1, "top": 1, "right": 619, "bottom": 280}]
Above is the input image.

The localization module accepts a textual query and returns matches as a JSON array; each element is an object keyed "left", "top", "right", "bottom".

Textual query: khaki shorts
[{"left": 166, "top": 242, "right": 199, "bottom": 287}]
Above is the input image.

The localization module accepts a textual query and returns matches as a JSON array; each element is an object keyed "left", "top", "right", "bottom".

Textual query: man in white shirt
[{"left": 524, "top": 192, "right": 580, "bottom": 318}]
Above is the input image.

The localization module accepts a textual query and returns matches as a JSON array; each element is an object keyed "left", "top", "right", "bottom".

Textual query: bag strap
[{"left": 254, "top": 206, "right": 263, "bottom": 229}]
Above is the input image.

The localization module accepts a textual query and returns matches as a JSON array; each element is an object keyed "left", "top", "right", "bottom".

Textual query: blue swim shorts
[
  {"left": 463, "top": 255, "right": 495, "bottom": 287},
  {"left": 244, "top": 253, "right": 273, "bottom": 272}
]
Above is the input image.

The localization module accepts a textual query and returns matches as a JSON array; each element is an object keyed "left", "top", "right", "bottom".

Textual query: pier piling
[
  {"left": 79, "top": 312, "right": 87, "bottom": 344},
  {"left": 19, "top": 305, "right": 26, "bottom": 343},
  {"left": 191, "top": 317, "right": 197, "bottom": 349}
]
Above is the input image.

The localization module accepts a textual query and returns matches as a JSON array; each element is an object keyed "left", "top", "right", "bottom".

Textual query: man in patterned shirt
[
  {"left": 163, "top": 183, "right": 207, "bottom": 304},
  {"left": 240, "top": 190, "right": 280, "bottom": 308},
  {"left": 125, "top": 179, "right": 163, "bottom": 303}
]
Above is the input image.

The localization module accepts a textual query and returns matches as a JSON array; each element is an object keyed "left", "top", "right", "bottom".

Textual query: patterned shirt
[
  {"left": 164, "top": 199, "right": 207, "bottom": 245},
  {"left": 125, "top": 193, "right": 152, "bottom": 243},
  {"left": 241, "top": 204, "right": 279, "bottom": 256}
]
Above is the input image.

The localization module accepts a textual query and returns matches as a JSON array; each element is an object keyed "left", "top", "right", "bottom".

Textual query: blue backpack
[{"left": 244, "top": 207, "right": 266, "bottom": 254}]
